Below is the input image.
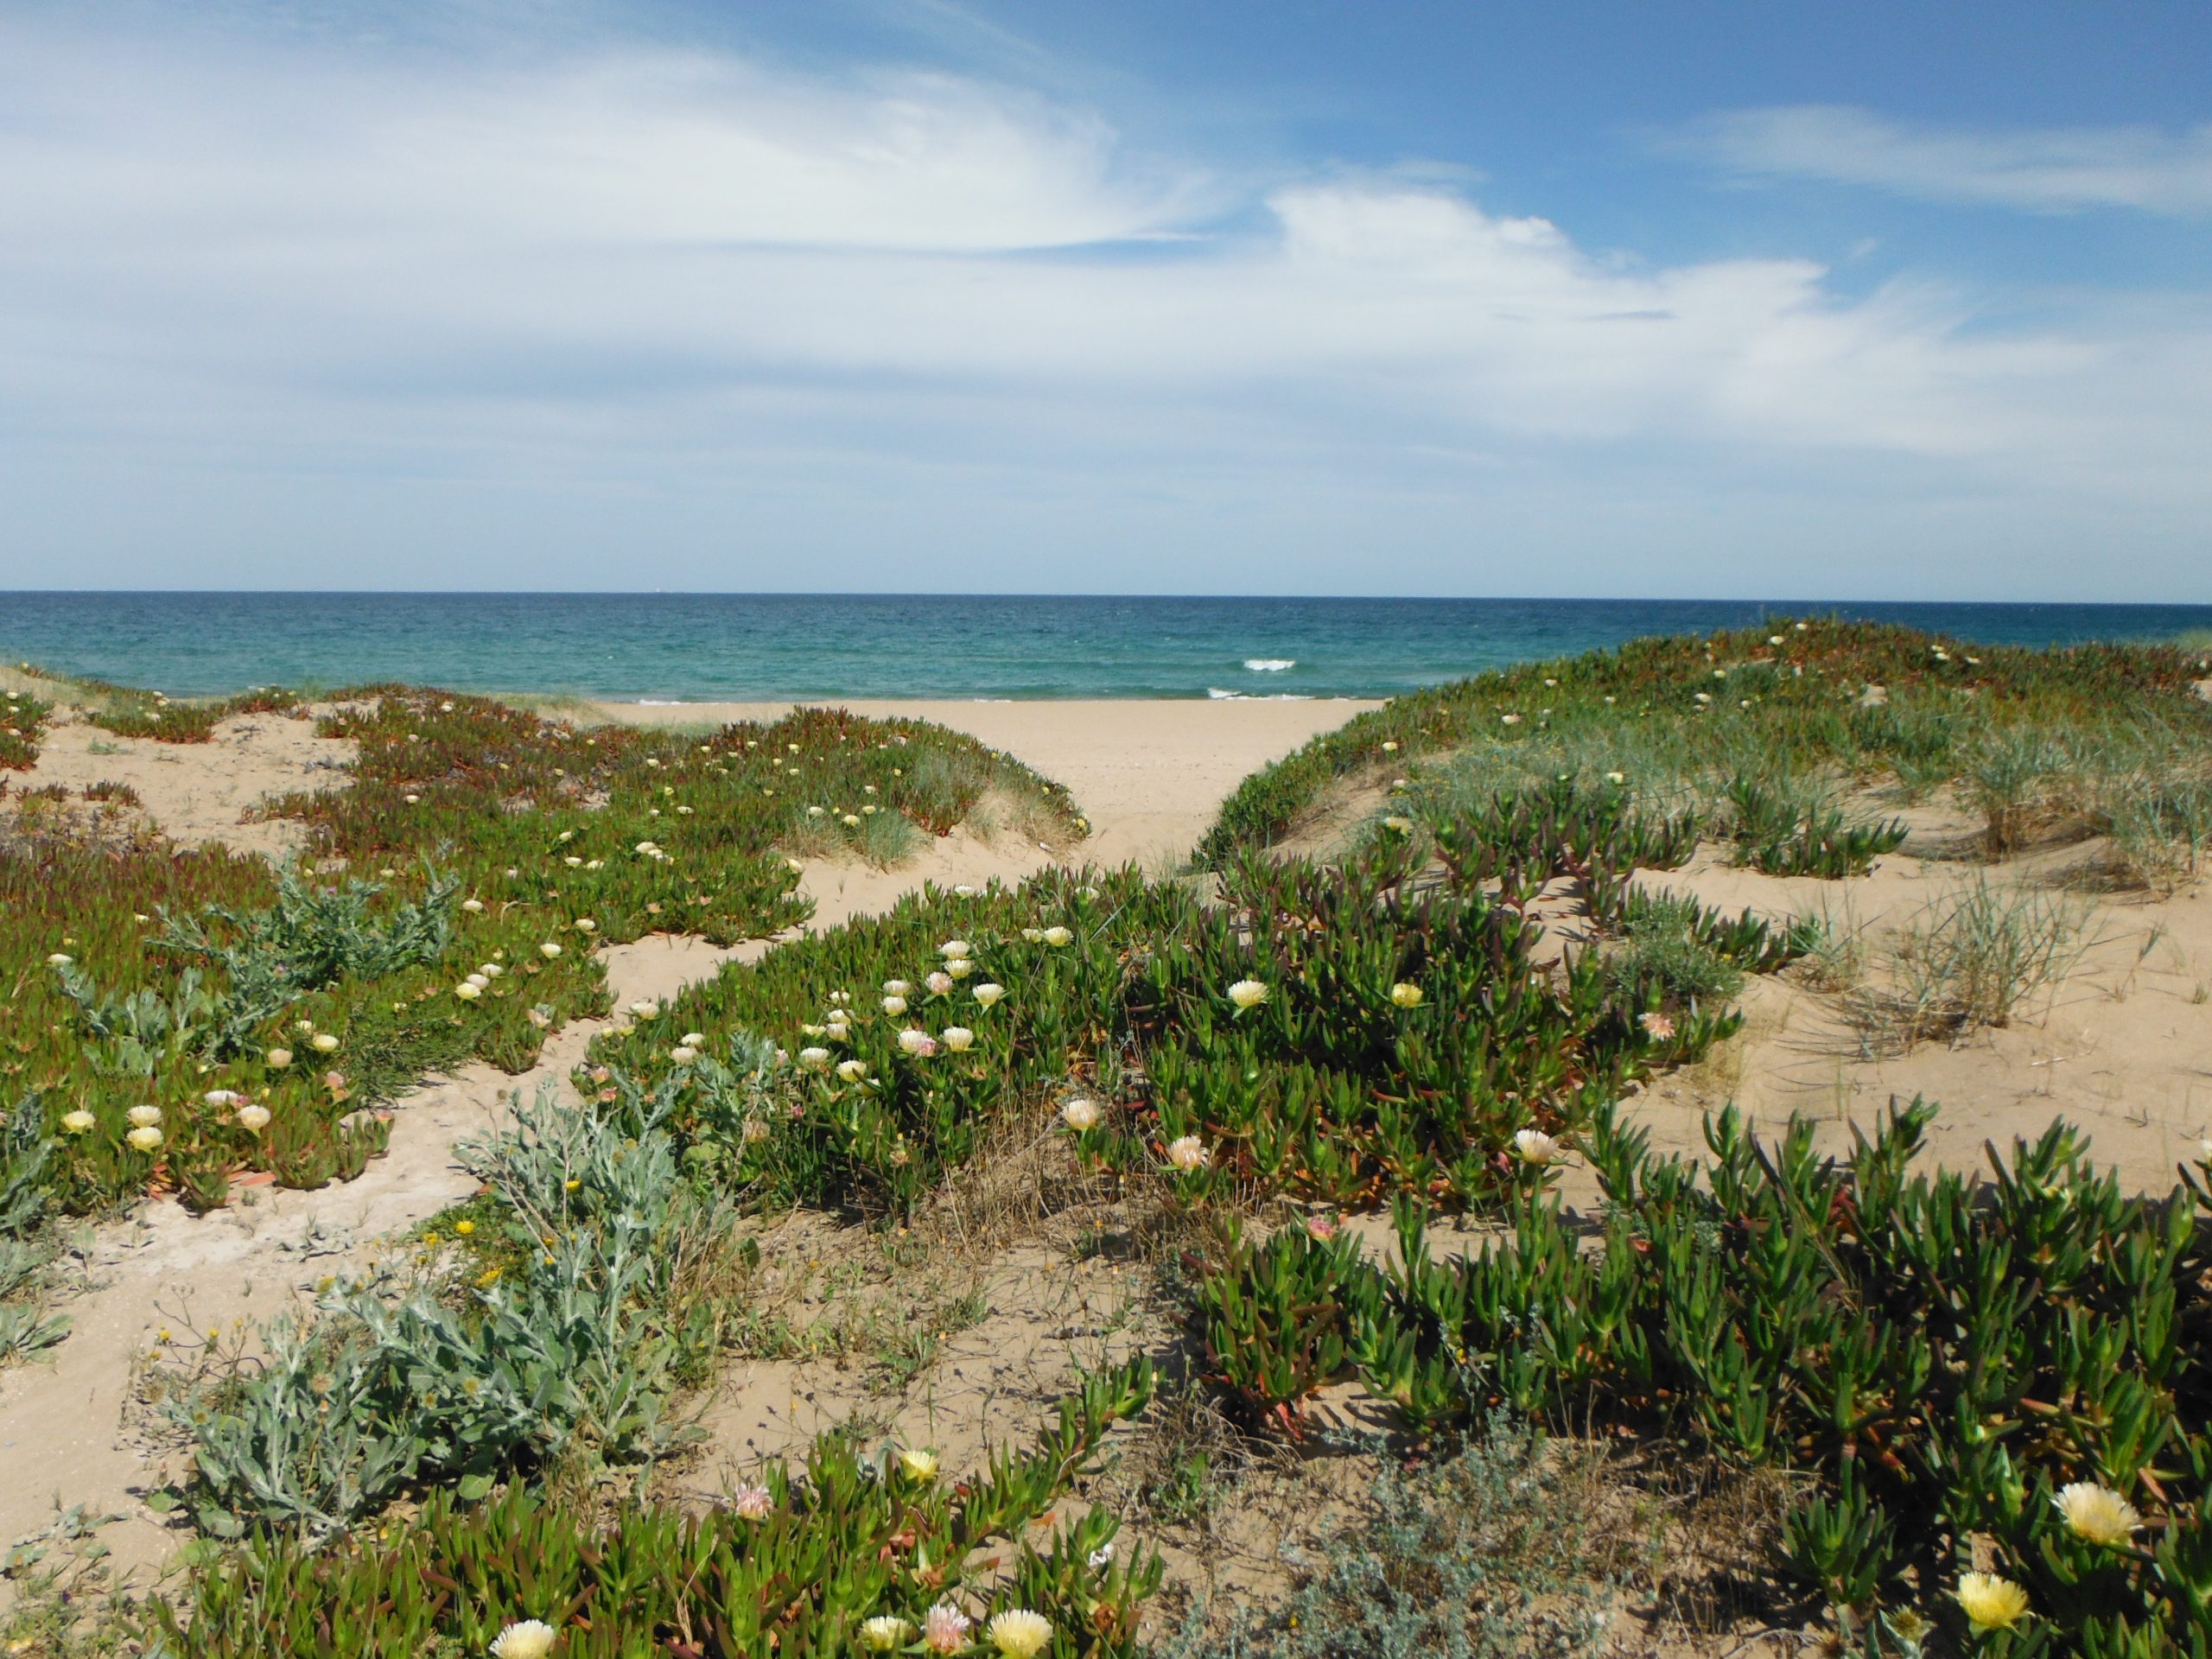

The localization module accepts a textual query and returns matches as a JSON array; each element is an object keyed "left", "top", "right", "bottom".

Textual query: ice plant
[
  {"left": 1227, "top": 979, "right": 1268, "bottom": 1011},
  {"left": 2056, "top": 1482, "right": 2142, "bottom": 1546},
  {"left": 973, "top": 982, "right": 1005, "bottom": 1007},
  {"left": 541, "top": 942, "right": 563, "bottom": 959},
  {"left": 988, "top": 1610, "right": 1052, "bottom": 1658},
  {"left": 489, "top": 1619, "right": 559, "bottom": 1659},
  {"left": 882, "top": 995, "right": 908, "bottom": 1016},
  {"left": 1166, "top": 1135, "right": 1210, "bottom": 1172},
  {"left": 728, "top": 1483, "right": 773, "bottom": 1519},
  {"left": 922, "top": 1604, "right": 972, "bottom": 1655},
  {"left": 1955, "top": 1573, "right": 2029, "bottom": 1633},
  {"left": 1513, "top": 1128, "right": 1563, "bottom": 1166},
  {"left": 266, "top": 1047, "right": 293, "bottom": 1069},
  {"left": 861, "top": 1616, "right": 915, "bottom": 1651},
  {"left": 942, "top": 1026, "right": 975, "bottom": 1052},
  {"left": 127, "top": 1104, "right": 162, "bottom": 1128},
  {"left": 455, "top": 982, "right": 482, "bottom": 1001},
  {"left": 1638, "top": 1010, "right": 1675, "bottom": 1041},
  {"left": 940, "top": 940, "right": 971, "bottom": 957},
  {"left": 925, "top": 972, "right": 954, "bottom": 995},
  {"left": 897, "top": 1446, "right": 939, "bottom": 1481},
  {"left": 798, "top": 1047, "right": 831, "bottom": 1071},
  {"left": 1061, "top": 1099, "right": 1101, "bottom": 1131},
  {"left": 238, "top": 1103, "right": 271, "bottom": 1133},
  {"left": 1041, "top": 926, "right": 1072, "bottom": 946},
  {"left": 836, "top": 1058, "right": 869, "bottom": 1082},
  {"left": 1389, "top": 982, "right": 1423, "bottom": 1008},
  {"left": 899, "top": 1029, "right": 938, "bottom": 1058},
  {"left": 127, "top": 1126, "right": 163, "bottom": 1153},
  {"left": 311, "top": 1033, "right": 340, "bottom": 1053},
  {"left": 60, "top": 1109, "right": 96, "bottom": 1135}
]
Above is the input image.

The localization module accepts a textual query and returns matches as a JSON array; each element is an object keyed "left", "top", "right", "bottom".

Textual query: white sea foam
[
  {"left": 1244, "top": 658, "right": 1296, "bottom": 672},
  {"left": 1209, "top": 689, "right": 1314, "bottom": 701}
]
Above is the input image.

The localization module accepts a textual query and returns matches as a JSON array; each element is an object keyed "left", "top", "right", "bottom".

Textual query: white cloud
[
  {"left": 0, "top": 22, "right": 2209, "bottom": 595},
  {"left": 1678, "top": 105, "right": 2212, "bottom": 216}
]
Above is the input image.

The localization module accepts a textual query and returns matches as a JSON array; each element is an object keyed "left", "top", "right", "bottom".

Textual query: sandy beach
[{"left": 587, "top": 697, "right": 1380, "bottom": 870}]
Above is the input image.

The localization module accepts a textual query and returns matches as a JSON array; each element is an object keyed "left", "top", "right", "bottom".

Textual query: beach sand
[{"left": 587, "top": 697, "right": 1379, "bottom": 871}]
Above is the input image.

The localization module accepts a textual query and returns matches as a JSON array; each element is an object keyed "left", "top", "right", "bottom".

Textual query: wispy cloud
[
  {"left": 1676, "top": 105, "right": 2212, "bottom": 216},
  {"left": 0, "top": 19, "right": 2209, "bottom": 594}
]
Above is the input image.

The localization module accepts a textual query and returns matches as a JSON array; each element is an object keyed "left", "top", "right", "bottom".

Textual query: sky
[{"left": 1, "top": 1, "right": 2209, "bottom": 599}]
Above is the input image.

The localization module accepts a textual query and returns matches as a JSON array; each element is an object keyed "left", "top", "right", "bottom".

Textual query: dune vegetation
[{"left": 2, "top": 621, "right": 2210, "bottom": 1656}]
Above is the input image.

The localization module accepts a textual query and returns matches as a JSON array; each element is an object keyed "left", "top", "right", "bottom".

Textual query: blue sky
[{"left": 2, "top": 0, "right": 2209, "bottom": 598}]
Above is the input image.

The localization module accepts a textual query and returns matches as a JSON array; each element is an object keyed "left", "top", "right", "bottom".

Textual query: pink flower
[
  {"left": 923, "top": 1602, "right": 973, "bottom": 1654},
  {"left": 1303, "top": 1214, "right": 1339, "bottom": 1242},
  {"left": 1638, "top": 1010, "right": 1676, "bottom": 1042},
  {"left": 728, "top": 1482, "right": 772, "bottom": 1518}
]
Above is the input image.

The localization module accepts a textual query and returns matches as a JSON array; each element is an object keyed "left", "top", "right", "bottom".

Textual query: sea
[{"left": 3, "top": 593, "right": 2209, "bottom": 703}]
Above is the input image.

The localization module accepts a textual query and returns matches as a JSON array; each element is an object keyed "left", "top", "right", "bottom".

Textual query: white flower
[
  {"left": 455, "top": 982, "right": 482, "bottom": 1001},
  {"left": 973, "top": 982, "right": 1005, "bottom": 1007},
  {"left": 205, "top": 1089, "right": 239, "bottom": 1105},
  {"left": 836, "top": 1058, "right": 869, "bottom": 1082},
  {"left": 1382, "top": 815, "right": 1414, "bottom": 834},
  {"left": 941, "top": 1026, "right": 974, "bottom": 1052},
  {"left": 1227, "top": 979, "right": 1268, "bottom": 1011},
  {"left": 60, "top": 1109, "right": 96, "bottom": 1135},
  {"left": 310, "top": 1033, "right": 340, "bottom": 1053},
  {"left": 682, "top": 1032, "right": 704, "bottom": 1046},
  {"left": 883, "top": 980, "right": 912, "bottom": 997},
  {"left": 2056, "top": 1482, "right": 2142, "bottom": 1546},
  {"left": 489, "top": 1619, "right": 559, "bottom": 1659},
  {"left": 1061, "top": 1099, "right": 1101, "bottom": 1131},
  {"left": 484, "top": 964, "right": 505, "bottom": 978},
  {"left": 898, "top": 1029, "right": 938, "bottom": 1057},
  {"left": 128, "top": 1104, "right": 163, "bottom": 1128},
  {"left": 1041, "top": 925, "right": 1072, "bottom": 947},
  {"left": 541, "top": 942, "right": 563, "bottom": 959},
  {"left": 46, "top": 952, "right": 72, "bottom": 967},
  {"left": 1501, "top": 713, "right": 1521, "bottom": 725},
  {"left": 1021, "top": 927, "right": 1043, "bottom": 943},
  {"left": 939, "top": 940, "right": 972, "bottom": 957},
  {"left": 988, "top": 1610, "right": 1052, "bottom": 1658},
  {"left": 629, "top": 1000, "right": 659, "bottom": 1019},
  {"left": 798, "top": 1047, "right": 832, "bottom": 1071},
  {"left": 1512, "top": 1128, "right": 1563, "bottom": 1166},
  {"left": 925, "top": 971, "right": 954, "bottom": 995},
  {"left": 1605, "top": 771, "right": 1625, "bottom": 785},
  {"left": 126, "top": 1126, "right": 163, "bottom": 1153},
  {"left": 882, "top": 995, "right": 908, "bottom": 1016},
  {"left": 575, "top": 918, "right": 598, "bottom": 934},
  {"left": 1166, "top": 1135, "right": 1210, "bottom": 1172},
  {"left": 1382, "top": 740, "right": 1398, "bottom": 753},
  {"left": 670, "top": 1046, "right": 698, "bottom": 1064},
  {"left": 237, "top": 1103, "right": 271, "bottom": 1133}
]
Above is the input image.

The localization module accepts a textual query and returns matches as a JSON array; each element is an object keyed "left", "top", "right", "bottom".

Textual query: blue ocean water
[{"left": 2, "top": 594, "right": 2209, "bottom": 702}]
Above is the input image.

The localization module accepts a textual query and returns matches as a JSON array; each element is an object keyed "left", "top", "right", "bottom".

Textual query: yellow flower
[
  {"left": 988, "top": 1609, "right": 1052, "bottom": 1658},
  {"left": 860, "top": 1616, "right": 915, "bottom": 1651},
  {"left": 60, "top": 1109, "right": 96, "bottom": 1135},
  {"left": 2056, "top": 1481, "right": 2142, "bottom": 1546},
  {"left": 126, "top": 1125, "right": 164, "bottom": 1153},
  {"left": 1389, "top": 982, "right": 1422, "bottom": 1008},
  {"left": 1041, "top": 925, "right": 1073, "bottom": 947},
  {"left": 897, "top": 1446, "right": 939, "bottom": 1482},
  {"left": 1954, "top": 1573, "right": 2029, "bottom": 1632},
  {"left": 1227, "top": 979, "right": 1268, "bottom": 1011},
  {"left": 310, "top": 1033, "right": 340, "bottom": 1053}
]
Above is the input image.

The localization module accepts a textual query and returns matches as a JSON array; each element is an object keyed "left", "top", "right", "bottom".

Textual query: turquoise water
[{"left": 3, "top": 594, "right": 2209, "bottom": 702}]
